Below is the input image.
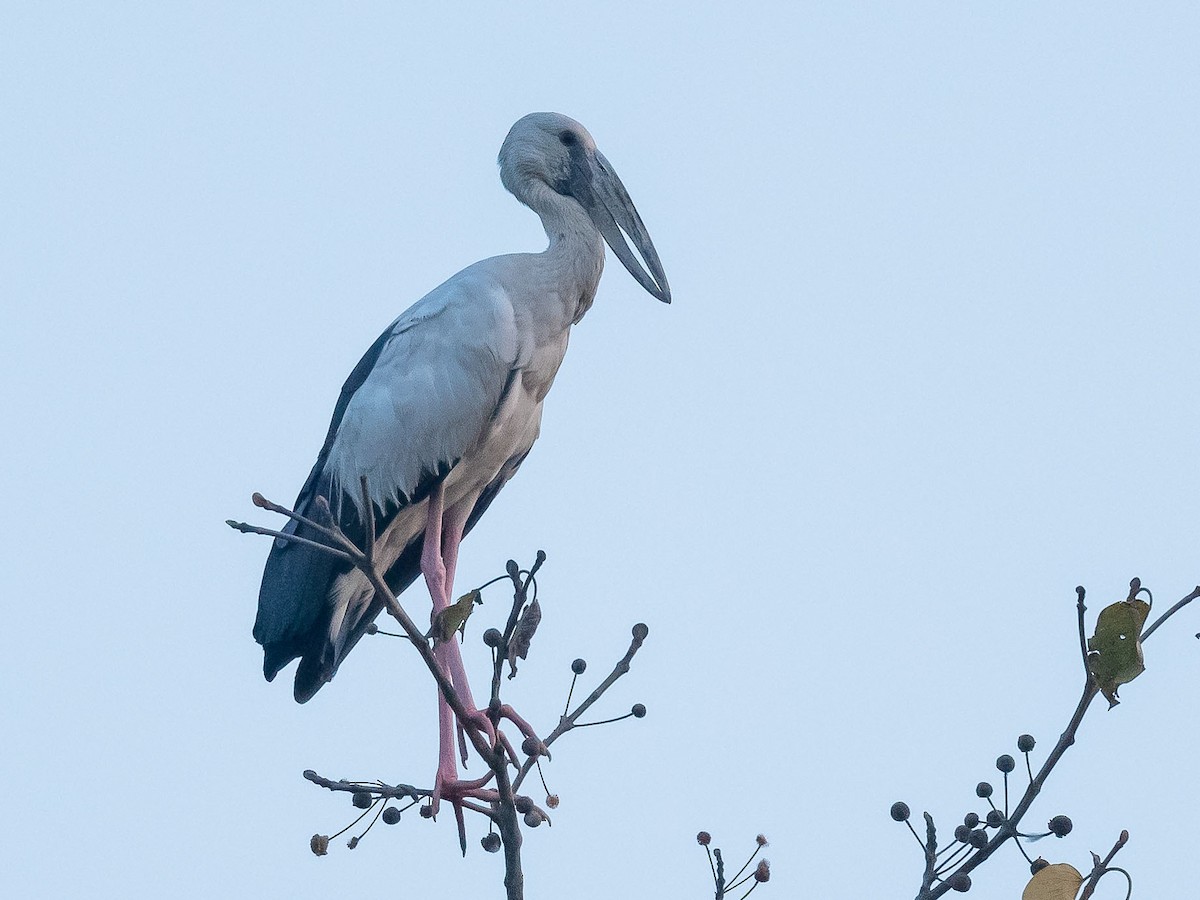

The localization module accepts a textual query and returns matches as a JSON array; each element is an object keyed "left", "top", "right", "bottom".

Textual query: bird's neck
[{"left": 521, "top": 183, "right": 605, "bottom": 324}]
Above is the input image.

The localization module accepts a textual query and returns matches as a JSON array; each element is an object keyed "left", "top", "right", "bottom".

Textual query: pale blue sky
[{"left": 3, "top": 4, "right": 1197, "bottom": 898}]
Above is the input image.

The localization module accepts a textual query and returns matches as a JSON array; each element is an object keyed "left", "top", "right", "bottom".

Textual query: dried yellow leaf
[{"left": 1022, "top": 862, "right": 1083, "bottom": 900}]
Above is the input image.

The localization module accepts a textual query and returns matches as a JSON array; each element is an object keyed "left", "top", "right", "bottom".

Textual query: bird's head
[{"left": 499, "top": 112, "right": 671, "bottom": 304}]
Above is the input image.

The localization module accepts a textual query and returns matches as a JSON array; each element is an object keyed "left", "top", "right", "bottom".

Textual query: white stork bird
[{"left": 253, "top": 112, "right": 669, "bottom": 795}]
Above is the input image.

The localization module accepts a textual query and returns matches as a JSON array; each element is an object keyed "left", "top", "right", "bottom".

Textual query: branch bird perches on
[{"left": 231, "top": 486, "right": 650, "bottom": 897}]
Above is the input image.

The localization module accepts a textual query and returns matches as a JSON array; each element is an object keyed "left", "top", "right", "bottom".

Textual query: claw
[
  {"left": 457, "top": 720, "right": 470, "bottom": 767},
  {"left": 455, "top": 803, "right": 467, "bottom": 856}
]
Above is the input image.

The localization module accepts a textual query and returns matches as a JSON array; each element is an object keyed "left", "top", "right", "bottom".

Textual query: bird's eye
[{"left": 559, "top": 130, "right": 577, "bottom": 146}]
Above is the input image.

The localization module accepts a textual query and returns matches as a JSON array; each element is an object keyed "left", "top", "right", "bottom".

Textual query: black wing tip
[
  {"left": 293, "top": 677, "right": 322, "bottom": 704},
  {"left": 259, "top": 645, "right": 326, "bottom": 705},
  {"left": 259, "top": 644, "right": 329, "bottom": 703},
  {"left": 293, "top": 653, "right": 332, "bottom": 704},
  {"left": 261, "top": 643, "right": 294, "bottom": 683}
]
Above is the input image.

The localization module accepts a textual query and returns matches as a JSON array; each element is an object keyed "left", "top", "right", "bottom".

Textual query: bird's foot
[
  {"left": 430, "top": 767, "right": 500, "bottom": 819},
  {"left": 462, "top": 705, "right": 498, "bottom": 745},
  {"left": 495, "top": 702, "right": 551, "bottom": 759}
]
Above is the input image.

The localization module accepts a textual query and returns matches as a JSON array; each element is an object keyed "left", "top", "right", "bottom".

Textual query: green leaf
[
  {"left": 1022, "top": 862, "right": 1083, "bottom": 900},
  {"left": 1086, "top": 598, "right": 1151, "bottom": 708},
  {"left": 429, "top": 589, "right": 483, "bottom": 645}
]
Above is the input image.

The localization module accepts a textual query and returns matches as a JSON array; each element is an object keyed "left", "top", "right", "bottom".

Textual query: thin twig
[
  {"left": 303, "top": 770, "right": 424, "bottom": 802},
  {"left": 918, "top": 812, "right": 938, "bottom": 897},
  {"left": 1099, "top": 867, "right": 1132, "bottom": 900},
  {"left": 934, "top": 842, "right": 971, "bottom": 875},
  {"left": 251, "top": 491, "right": 359, "bottom": 555},
  {"left": 1141, "top": 586, "right": 1200, "bottom": 642},
  {"left": 491, "top": 562, "right": 531, "bottom": 709},
  {"left": 1076, "top": 586, "right": 1089, "bottom": 676},
  {"left": 1079, "top": 830, "right": 1129, "bottom": 900},
  {"left": 225, "top": 519, "right": 356, "bottom": 563},
  {"left": 511, "top": 624, "right": 647, "bottom": 794},
  {"left": 725, "top": 843, "right": 764, "bottom": 889}
]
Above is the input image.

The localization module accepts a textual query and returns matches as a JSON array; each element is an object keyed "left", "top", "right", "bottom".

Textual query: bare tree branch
[
  {"left": 1141, "top": 585, "right": 1200, "bottom": 642},
  {"left": 1079, "top": 830, "right": 1129, "bottom": 900},
  {"left": 512, "top": 623, "right": 648, "bottom": 794},
  {"left": 903, "top": 578, "right": 1198, "bottom": 899},
  {"left": 233, "top": 489, "right": 650, "bottom": 900}
]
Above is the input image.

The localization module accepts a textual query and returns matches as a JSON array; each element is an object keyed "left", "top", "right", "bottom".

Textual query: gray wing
[{"left": 253, "top": 273, "right": 521, "bottom": 700}]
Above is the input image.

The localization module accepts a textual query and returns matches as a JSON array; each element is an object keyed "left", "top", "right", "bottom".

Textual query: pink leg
[
  {"left": 437, "top": 499, "right": 482, "bottom": 711},
  {"left": 438, "top": 499, "right": 501, "bottom": 764},
  {"left": 421, "top": 485, "right": 459, "bottom": 811},
  {"left": 422, "top": 486, "right": 494, "bottom": 813}
]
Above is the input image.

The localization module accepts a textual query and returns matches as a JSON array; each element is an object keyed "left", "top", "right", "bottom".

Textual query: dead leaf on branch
[
  {"left": 428, "top": 590, "right": 483, "bottom": 645},
  {"left": 507, "top": 597, "right": 542, "bottom": 678},
  {"left": 1087, "top": 599, "right": 1151, "bottom": 708},
  {"left": 1022, "top": 862, "right": 1083, "bottom": 900}
]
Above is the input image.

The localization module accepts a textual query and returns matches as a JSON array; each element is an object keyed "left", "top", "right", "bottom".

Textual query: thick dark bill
[{"left": 577, "top": 151, "right": 671, "bottom": 304}]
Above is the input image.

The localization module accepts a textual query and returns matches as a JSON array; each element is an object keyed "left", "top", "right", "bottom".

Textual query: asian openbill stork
[{"left": 253, "top": 112, "right": 670, "bottom": 804}]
